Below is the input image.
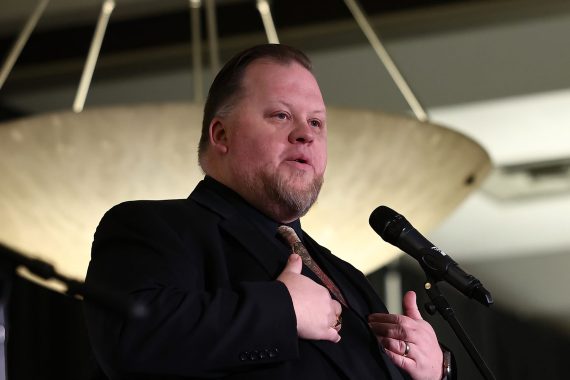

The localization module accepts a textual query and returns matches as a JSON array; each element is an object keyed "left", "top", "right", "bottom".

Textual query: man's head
[
  {"left": 199, "top": 44, "right": 327, "bottom": 223},
  {"left": 198, "top": 44, "right": 313, "bottom": 162}
]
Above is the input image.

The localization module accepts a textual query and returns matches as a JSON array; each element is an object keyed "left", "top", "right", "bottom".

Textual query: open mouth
[{"left": 294, "top": 158, "right": 308, "bottom": 164}]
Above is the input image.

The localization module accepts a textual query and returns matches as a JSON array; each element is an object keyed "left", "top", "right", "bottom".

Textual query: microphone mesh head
[{"left": 369, "top": 205, "right": 404, "bottom": 245}]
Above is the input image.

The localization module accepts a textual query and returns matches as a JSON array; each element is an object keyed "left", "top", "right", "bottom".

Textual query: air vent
[{"left": 482, "top": 158, "right": 570, "bottom": 199}]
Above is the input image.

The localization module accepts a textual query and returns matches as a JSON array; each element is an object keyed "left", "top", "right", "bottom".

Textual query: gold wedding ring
[
  {"left": 334, "top": 315, "right": 342, "bottom": 328},
  {"left": 403, "top": 341, "right": 410, "bottom": 357}
]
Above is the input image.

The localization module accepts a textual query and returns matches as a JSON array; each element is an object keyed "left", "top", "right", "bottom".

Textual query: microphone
[{"left": 369, "top": 205, "right": 493, "bottom": 307}]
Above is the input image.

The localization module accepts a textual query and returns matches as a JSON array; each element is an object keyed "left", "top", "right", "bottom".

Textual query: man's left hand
[{"left": 368, "top": 291, "right": 443, "bottom": 380}]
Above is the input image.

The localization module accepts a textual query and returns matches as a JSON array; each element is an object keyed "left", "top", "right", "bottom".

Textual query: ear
[{"left": 209, "top": 117, "right": 229, "bottom": 154}]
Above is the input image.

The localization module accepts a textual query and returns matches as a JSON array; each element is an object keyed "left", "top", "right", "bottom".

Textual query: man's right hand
[{"left": 277, "top": 254, "right": 342, "bottom": 343}]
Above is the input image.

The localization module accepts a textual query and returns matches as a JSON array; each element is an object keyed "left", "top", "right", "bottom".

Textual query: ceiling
[{"left": 1, "top": 0, "right": 569, "bottom": 332}]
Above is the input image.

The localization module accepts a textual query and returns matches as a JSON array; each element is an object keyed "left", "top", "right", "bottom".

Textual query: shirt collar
[{"left": 203, "top": 176, "right": 304, "bottom": 241}]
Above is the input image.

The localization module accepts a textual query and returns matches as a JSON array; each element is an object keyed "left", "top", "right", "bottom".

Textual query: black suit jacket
[{"left": 84, "top": 179, "right": 412, "bottom": 380}]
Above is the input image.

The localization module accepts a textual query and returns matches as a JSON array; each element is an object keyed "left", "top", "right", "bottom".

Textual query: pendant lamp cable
[{"left": 343, "top": 0, "right": 429, "bottom": 122}]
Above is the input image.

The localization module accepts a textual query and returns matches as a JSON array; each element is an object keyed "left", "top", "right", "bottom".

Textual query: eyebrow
[{"left": 273, "top": 100, "right": 326, "bottom": 116}]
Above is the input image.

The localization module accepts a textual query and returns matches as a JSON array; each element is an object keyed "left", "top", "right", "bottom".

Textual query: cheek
[
  {"left": 315, "top": 141, "right": 328, "bottom": 173},
  {"left": 318, "top": 156, "right": 327, "bottom": 174},
  {"left": 237, "top": 141, "right": 276, "bottom": 167}
]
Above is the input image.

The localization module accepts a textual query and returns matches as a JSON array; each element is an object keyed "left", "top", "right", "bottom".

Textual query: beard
[
  {"left": 261, "top": 168, "right": 324, "bottom": 219},
  {"left": 240, "top": 166, "right": 324, "bottom": 221}
]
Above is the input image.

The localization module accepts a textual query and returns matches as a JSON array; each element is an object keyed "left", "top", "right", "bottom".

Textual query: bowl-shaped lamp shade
[{"left": 0, "top": 102, "right": 491, "bottom": 290}]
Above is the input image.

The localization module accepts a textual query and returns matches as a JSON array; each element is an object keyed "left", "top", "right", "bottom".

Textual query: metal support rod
[
  {"left": 204, "top": 0, "right": 220, "bottom": 74},
  {"left": 73, "top": 0, "right": 115, "bottom": 113},
  {"left": 384, "top": 266, "right": 403, "bottom": 315},
  {"left": 0, "top": 242, "right": 147, "bottom": 319},
  {"left": 189, "top": 0, "right": 204, "bottom": 102},
  {"left": 256, "top": 0, "right": 280, "bottom": 44},
  {"left": 424, "top": 280, "right": 497, "bottom": 380},
  {"left": 0, "top": 0, "right": 50, "bottom": 90},
  {"left": 343, "top": 0, "right": 429, "bottom": 121}
]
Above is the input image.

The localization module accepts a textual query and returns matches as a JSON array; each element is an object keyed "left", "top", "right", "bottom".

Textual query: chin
[
  {"left": 288, "top": 173, "right": 313, "bottom": 188},
  {"left": 272, "top": 171, "right": 323, "bottom": 213}
]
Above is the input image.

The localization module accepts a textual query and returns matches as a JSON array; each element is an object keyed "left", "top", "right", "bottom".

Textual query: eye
[
  {"left": 274, "top": 112, "right": 290, "bottom": 121},
  {"left": 309, "top": 119, "right": 322, "bottom": 128}
]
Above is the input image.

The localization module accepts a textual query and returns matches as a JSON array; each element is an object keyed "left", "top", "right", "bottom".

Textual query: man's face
[{"left": 219, "top": 59, "right": 327, "bottom": 222}]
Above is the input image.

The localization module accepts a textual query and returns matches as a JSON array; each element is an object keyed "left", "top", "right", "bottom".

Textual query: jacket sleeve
[{"left": 84, "top": 201, "right": 299, "bottom": 379}]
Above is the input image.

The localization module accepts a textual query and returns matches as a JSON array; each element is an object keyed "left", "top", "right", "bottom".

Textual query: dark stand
[
  {"left": 0, "top": 242, "right": 146, "bottom": 318},
  {"left": 0, "top": 242, "right": 146, "bottom": 380},
  {"left": 0, "top": 258, "right": 13, "bottom": 380},
  {"left": 423, "top": 278, "right": 497, "bottom": 380}
]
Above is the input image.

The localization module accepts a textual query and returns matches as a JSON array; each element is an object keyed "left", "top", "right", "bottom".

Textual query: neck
[{"left": 206, "top": 173, "right": 303, "bottom": 224}]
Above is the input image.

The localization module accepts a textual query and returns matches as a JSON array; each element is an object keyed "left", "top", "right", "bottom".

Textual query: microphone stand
[
  {"left": 423, "top": 276, "right": 497, "bottom": 380},
  {"left": 0, "top": 242, "right": 146, "bottom": 380},
  {"left": 0, "top": 242, "right": 146, "bottom": 318}
]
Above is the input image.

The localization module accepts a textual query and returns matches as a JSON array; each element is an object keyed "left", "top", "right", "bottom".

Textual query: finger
[
  {"left": 331, "top": 306, "right": 343, "bottom": 331},
  {"left": 377, "top": 337, "right": 412, "bottom": 357},
  {"left": 327, "top": 299, "right": 341, "bottom": 324},
  {"left": 368, "top": 314, "right": 406, "bottom": 332},
  {"left": 332, "top": 312, "right": 342, "bottom": 332},
  {"left": 402, "top": 291, "right": 423, "bottom": 321},
  {"left": 282, "top": 254, "right": 302, "bottom": 274},
  {"left": 368, "top": 313, "right": 402, "bottom": 324},
  {"left": 326, "top": 328, "right": 341, "bottom": 343},
  {"left": 332, "top": 300, "right": 342, "bottom": 317},
  {"left": 383, "top": 346, "right": 414, "bottom": 372},
  {"left": 333, "top": 322, "right": 342, "bottom": 332},
  {"left": 368, "top": 321, "right": 406, "bottom": 340}
]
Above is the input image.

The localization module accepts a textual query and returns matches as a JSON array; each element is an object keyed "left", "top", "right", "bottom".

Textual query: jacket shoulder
[
  {"left": 95, "top": 197, "right": 220, "bottom": 241},
  {"left": 102, "top": 197, "right": 208, "bottom": 221}
]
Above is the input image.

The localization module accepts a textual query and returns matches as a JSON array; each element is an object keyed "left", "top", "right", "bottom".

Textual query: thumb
[
  {"left": 402, "top": 291, "right": 423, "bottom": 320},
  {"left": 282, "top": 254, "right": 302, "bottom": 274}
]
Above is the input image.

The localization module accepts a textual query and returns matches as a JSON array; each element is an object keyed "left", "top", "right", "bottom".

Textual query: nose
[{"left": 288, "top": 121, "right": 315, "bottom": 144}]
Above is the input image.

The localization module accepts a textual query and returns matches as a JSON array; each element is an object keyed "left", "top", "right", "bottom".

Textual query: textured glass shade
[{"left": 0, "top": 102, "right": 491, "bottom": 290}]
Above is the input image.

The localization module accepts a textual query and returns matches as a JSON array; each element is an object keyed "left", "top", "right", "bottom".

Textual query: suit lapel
[
  {"left": 190, "top": 179, "right": 288, "bottom": 279},
  {"left": 190, "top": 179, "right": 405, "bottom": 379},
  {"left": 219, "top": 215, "right": 288, "bottom": 279}
]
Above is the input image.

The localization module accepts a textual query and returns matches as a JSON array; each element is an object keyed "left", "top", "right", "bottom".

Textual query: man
[{"left": 84, "top": 44, "right": 451, "bottom": 380}]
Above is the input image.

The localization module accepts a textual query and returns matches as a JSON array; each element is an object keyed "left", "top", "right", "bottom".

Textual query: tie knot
[{"left": 277, "top": 225, "right": 301, "bottom": 246}]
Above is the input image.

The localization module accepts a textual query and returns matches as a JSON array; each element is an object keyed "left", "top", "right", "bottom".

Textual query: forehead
[{"left": 240, "top": 59, "right": 324, "bottom": 104}]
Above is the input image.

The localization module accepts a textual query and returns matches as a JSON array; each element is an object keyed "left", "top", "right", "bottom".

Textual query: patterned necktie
[{"left": 277, "top": 225, "right": 347, "bottom": 307}]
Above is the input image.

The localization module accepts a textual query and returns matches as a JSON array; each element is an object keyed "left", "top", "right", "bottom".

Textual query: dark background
[
  {"left": 2, "top": 0, "right": 570, "bottom": 378},
  {"left": 4, "top": 258, "right": 569, "bottom": 379}
]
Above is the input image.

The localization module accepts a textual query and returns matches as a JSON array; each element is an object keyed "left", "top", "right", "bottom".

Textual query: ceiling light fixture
[{"left": 0, "top": 0, "right": 491, "bottom": 292}]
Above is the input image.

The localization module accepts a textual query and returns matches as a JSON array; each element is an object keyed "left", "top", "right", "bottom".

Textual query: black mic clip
[{"left": 419, "top": 247, "right": 493, "bottom": 307}]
